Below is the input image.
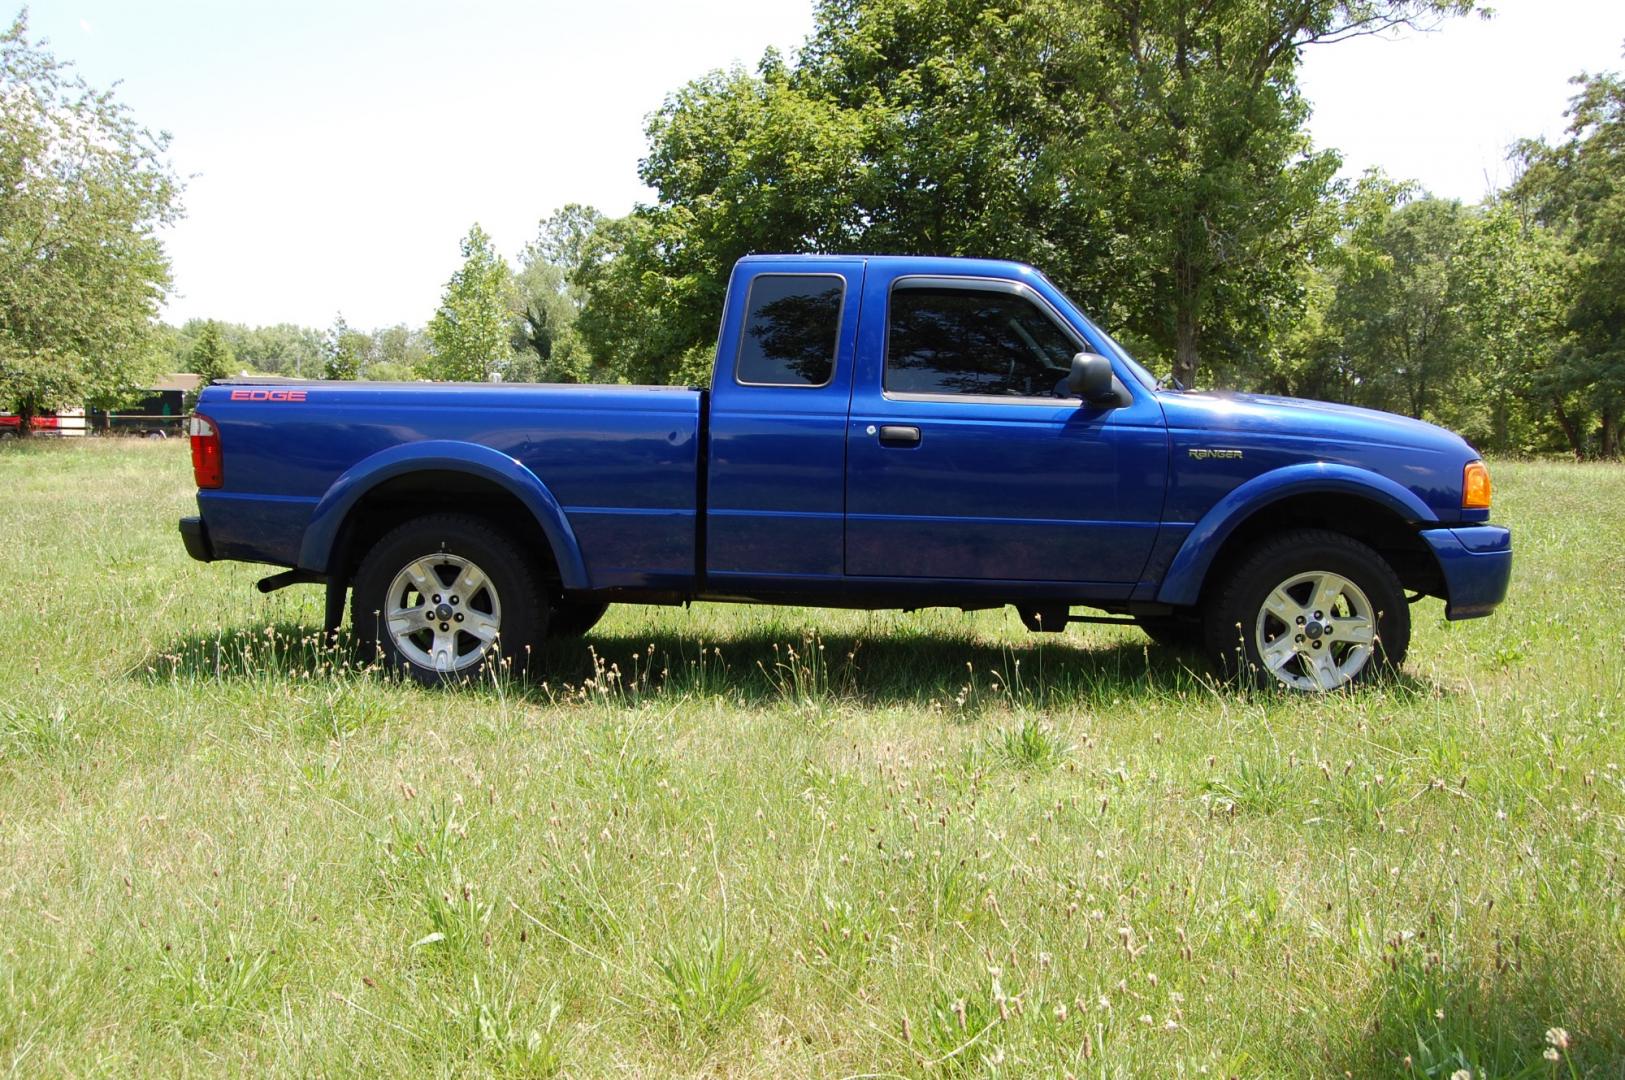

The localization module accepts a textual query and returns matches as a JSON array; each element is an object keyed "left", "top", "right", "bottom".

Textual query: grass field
[{"left": 1, "top": 439, "right": 1622, "bottom": 1077}]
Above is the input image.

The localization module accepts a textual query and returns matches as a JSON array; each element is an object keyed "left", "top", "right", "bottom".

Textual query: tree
[
  {"left": 239, "top": 323, "right": 324, "bottom": 377},
  {"left": 1328, "top": 191, "right": 1472, "bottom": 421},
  {"left": 321, "top": 313, "right": 372, "bottom": 380},
  {"left": 369, "top": 324, "right": 431, "bottom": 381},
  {"left": 1452, "top": 198, "right": 1569, "bottom": 454},
  {"left": 579, "top": 0, "right": 1476, "bottom": 389},
  {"left": 575, "top": 57, "right": 875, "bottom": 384},
  {"left": 1513, "top": 63, "right": 1625, "bottom": 458},
  {"left": 0, "top": 13, "right": 181, "bottom": 433},
  {"left": 512, "top": 206, "right": 603, "bottom": 383},
  {"left": 425, "top": 224, "right": 516, "bottom": 382},
  {"left": 188, "top": 321, "right": 235, "bottom": 386},
  {"left": 527, "top": 203, "right": 606, "bottom": 278}
]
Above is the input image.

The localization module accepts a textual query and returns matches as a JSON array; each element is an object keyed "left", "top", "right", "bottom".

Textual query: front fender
[
  {"left": 296, "top": 440, "right": 589, "bottom": 589},
  {"left": 1155, "top": 462, "right": 1439, "bottom": 606}
]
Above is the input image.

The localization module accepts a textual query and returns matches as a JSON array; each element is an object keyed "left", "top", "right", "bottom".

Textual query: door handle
[{"left": 877, "top": 424, "right": 921, "bottom": 448}]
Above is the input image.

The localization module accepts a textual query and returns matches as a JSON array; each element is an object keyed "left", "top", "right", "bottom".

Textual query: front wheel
[
  {"left": 1203, "top": 529, "right": 1409, "bottom": 691},
  {"left": 352, "top": 514, "right": 547, "bottom": 684}
]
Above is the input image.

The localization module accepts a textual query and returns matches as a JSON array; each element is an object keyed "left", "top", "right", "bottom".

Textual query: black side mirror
[{"left": 1067, "top": 352, "right": 1122, "bottom": 406}]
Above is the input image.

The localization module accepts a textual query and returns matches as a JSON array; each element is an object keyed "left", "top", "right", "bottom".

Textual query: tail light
[
  {"left": 1462, "top": 460, "right": 1491, "bottom": 510},
  {"left": 189, "top": 413, "right": 223, "bottom": 489}
]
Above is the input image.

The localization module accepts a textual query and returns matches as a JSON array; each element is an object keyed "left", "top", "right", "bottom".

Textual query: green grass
[{"left": 1, "top": 438, "right": 1622, "bottom": 1076}]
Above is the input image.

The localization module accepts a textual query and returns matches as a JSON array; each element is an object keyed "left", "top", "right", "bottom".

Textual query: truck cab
[{"left": 705, "top": 255, "right": 1165, "bottom": 603}]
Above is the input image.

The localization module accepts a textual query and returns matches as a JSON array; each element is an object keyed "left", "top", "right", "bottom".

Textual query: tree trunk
[
  {"left": 1551, "top": 396, "right": 1585, "bottom": 460},
  {"left": 16, "top": 401, "right": 36, "bottom": 438},
  {"left": 1172, "top": 267, "right": 1200, "bottom": 388},
  {"left": 1601, "top": 404, "right": 1618, "bottom": 460}
]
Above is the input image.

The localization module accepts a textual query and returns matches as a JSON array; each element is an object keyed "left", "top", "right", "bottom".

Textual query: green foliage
[
  {"left": 370, "top": 324, "right": 431, "bottom": 380},
  {"left": 576, "top": 0, "right": 1474, "bottom": 389},
  {"left": 320, "top": 314, "right": 371, "bottom": 380},
  {"left": 1241, "top": 171, "right": 1591, "bottom": 456},
  {"left": 987, "top": 715, "right": 1068, "bottom": 771},
  {"left": 0, "top": 13, "right": 180, "bottom": 431},
  {"left": 1323, "top": 184, "right": 1474, "bottom": 421},
  {"left": 1452, "top": 198, "right": 1570, "bottom": 453},
  {"left": 165, "top": 319, "right": 425, "bottom": 381},
  {"left": 425, "top": 224, "right": 517, "bottom": 382},
  {"left": 165, "top": 320, "right": 326, "bottom": 378},
  {"left": 655, "top": 934, "right": 767, "bottom": 1044},
  {"left": 1514, "top": 67, "right": 1625, "bottom": 458},
  {"left": 187, "top": 321, "right": 235, "bottom": 386},
  {"left": 511, "top": 207, "right": 601, "bottom": 383}
]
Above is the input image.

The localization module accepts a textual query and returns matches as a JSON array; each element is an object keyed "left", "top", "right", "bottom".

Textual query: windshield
[
  {"left": 1036, "top": 273, "right": 1159, "bottom": 391},
  {"left": 1086, "top": 323, "right": 1159, "bottom": 390}
]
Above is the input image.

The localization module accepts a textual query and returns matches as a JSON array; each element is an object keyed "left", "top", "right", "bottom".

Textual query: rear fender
[
  {"left": 1156, "top": 462, "right": 1438, "bottom": 606},
  {"left": 297, "top": 440, "right": 589, "bottom": 589}
]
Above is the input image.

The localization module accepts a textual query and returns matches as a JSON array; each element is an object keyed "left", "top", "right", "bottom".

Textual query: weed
[
  {"left": 987, "top": 716, "right": 1069, "bottom": 771},
  {"left": 0, "top": 702, "right": 77, "bottom": 757},
  {"left": 655, "top": 934, "right": 767, "bottom": 1044},
  {"left": 156, "top": 932, "right": 277, "bottom": 1038},
  {"left": 1202, "top": 751, "right": 1296, "bottom": 815}
]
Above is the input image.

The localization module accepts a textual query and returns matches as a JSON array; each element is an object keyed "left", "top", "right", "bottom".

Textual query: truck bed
[{"left": 196, "top": 380, "right": 704, "bottom": 589}]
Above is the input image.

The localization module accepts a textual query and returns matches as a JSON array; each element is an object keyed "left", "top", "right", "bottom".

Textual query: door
[
  {"left": 705, "top": 261, "right": 865, "bottom": 590},
  {"left": 844, "top": 273, "right": 1168, "bottom": 586}
]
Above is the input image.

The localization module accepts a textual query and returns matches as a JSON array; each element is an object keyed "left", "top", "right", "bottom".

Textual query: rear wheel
[
  {"left": 352, "top": 514, "right": 547, "bottom": 684},
  {"left": 1202, "top": 529, "right": 1408, "bottom": 691}
]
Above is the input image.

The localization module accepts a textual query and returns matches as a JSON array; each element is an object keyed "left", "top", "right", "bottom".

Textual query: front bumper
[
  {"left": 1420, "top": 524, "right": 1511, "bottom": 620},
  {"left": 179, "top": 515, "right": 215, "bottom": 563}
]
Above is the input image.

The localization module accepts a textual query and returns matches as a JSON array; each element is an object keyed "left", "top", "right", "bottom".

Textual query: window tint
[
  {"left": 886, "top": 285, "right": 1079, "bottom": 398},
  {"left": 735, "top": 275, "right": 844, "bottom": 386}
]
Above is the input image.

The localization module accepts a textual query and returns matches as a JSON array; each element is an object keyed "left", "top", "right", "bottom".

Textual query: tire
[
  {"left": 351, "top": 513, "right": 548, "bottom": 685},
  {"left": 1202, "top": 528, "right": 1409, "bottom": 692},
  {"left": 547, "top": 596, "right": 609, "bottom": 639},
  {"left": 1135, "top": 613, "right": 1202, "bottom": 651}
]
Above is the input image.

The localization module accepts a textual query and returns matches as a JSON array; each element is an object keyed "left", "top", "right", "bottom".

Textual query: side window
[
  {"left": 886, "top": 285, "right": 1080, "bottom": 398},
  {"left": 735, "top": 274, "right": 844, "bottom": 387}
]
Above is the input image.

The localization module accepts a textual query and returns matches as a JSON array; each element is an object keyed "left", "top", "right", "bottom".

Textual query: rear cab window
[{"left": 735, "top": 274, "right": 845, "bottom": 387}]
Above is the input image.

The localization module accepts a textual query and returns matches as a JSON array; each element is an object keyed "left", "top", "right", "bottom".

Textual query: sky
[{"left": 22, "top": 0, "right": 1625, "bottom": 331}]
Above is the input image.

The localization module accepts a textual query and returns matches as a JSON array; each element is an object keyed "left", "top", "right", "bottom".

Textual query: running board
[{"left": 1016, "top": 604, "right": 1140, "bottom": 633}]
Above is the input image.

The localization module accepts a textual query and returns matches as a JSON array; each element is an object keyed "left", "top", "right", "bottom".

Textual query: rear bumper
[
  {"left": 179, "top": 515, "right": 215, "bottom": 563},
  {"left": 1420, "top": 524, "right": 1511, "bottom": 620}
]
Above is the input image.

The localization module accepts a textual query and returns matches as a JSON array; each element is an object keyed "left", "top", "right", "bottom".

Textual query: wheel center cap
[
  {"left": 435, "top": 602, "right": 453, "bottom": 620},
  {"left": 1304, "top": 620, "right": 1325, "bottom": 640}
]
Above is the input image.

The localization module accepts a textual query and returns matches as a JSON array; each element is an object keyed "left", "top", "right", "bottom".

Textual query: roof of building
[{"left": 149, "top": 373, "right": 204, "bottom": 392}]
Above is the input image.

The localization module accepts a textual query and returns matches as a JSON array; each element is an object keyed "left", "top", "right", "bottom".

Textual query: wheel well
[
  {"left": 1197, "top": 493, "right": 1443, "bottom": 605},
  {"left": 328, "top": 471, "right": 561, "bottom": 587}
]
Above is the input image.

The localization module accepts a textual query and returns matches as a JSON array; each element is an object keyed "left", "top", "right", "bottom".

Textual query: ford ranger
[{"left": 178, "top": 255, "right": 1511, "bottom": 691}]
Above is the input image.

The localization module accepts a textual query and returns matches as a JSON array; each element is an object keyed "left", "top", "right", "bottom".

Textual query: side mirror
[{"left": 1067, "top": 352, "right": 1122, "bottom": 406}]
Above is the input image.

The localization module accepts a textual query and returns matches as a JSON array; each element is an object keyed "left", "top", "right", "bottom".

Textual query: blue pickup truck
[{"left": 178, "top": 254, "right": 1511, "bottom": 692}]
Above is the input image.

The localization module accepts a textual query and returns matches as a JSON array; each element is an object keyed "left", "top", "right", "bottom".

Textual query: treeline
[
  {"left": 5, "top": 5, "right": 1621, "bottom": 456},
  {"left": 157, "top": 213, "right": 601, "bottom": 387},
  {"left": 534, "top": 0, "right": 1620, "bottom": 459},
  {"left": 161, "top": 319, "right": 425, "bottom": 383}
]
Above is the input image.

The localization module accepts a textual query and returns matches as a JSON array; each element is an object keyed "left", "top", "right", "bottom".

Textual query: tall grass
[{"left": 0, "top": 440, "right": 1620, "bottom": 1075}]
